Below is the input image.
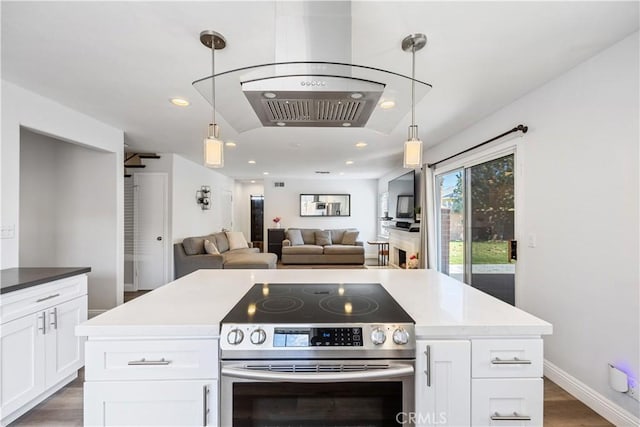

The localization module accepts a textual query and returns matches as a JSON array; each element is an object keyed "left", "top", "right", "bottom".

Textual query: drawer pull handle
[
  {"left": 127, "top": 358, "right": 171, "bottom": 366},
  {"left": 36, "top": 293, "right": 60, "bottom": 303},
  {"left": 491, "top": 411, "right": 531, "bottom": 421},
  {"left": 491, "top": 357, "right": 532, "bottom": 365},
  {"left": 203, "top": 385, "right": 209, "bottom": 426}
]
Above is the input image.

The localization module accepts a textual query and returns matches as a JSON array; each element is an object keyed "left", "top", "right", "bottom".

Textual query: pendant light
[
  {"left": 402, "top": 33, "right": 427, "bottom": 169},
  {"left": 200, "top": 30, "right": 226, "bottom": 168}
]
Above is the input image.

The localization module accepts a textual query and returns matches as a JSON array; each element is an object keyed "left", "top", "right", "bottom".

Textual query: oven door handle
[{"left": 221, "top": 365, "right": 414, "bottom": 382}]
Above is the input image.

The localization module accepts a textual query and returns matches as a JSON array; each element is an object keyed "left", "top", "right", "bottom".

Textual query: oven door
[{"left": 221, "top": 360, "right": 414, "bottom": 427}]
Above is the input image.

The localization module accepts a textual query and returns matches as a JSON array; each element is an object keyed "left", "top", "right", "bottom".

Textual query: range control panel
[
  {"left": 220, "top": 323, "right": 415, "bottom": 358},
  {"left": 273, "top": 327, "right": 363, "bottom": 347}
]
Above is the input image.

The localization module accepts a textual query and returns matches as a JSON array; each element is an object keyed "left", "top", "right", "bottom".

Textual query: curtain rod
[{"left": 427, "top": 124, "right": 528, "bottom": 169}]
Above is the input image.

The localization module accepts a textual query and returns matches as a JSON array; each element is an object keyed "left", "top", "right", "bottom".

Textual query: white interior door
[{"left": 134, "top": 173, "right": 168, "bottom": 291}]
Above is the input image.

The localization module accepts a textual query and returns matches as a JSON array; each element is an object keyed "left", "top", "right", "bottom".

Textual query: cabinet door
[
  {"left": 0, "top": 313, "right": 46, "bottom": 416},
  {"left": 45, "top": 296, "right": 87, "bottom": 387},
  {"left": 84, "top": 380, "right": 217, "bottom": 426},
  {"left": 415, "top": 340, "right": 471, "bottom": 426}
]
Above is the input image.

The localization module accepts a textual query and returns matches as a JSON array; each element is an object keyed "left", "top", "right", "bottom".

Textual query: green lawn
[{"left": 448, "top": 241, "right": 510, "bottom": 265}]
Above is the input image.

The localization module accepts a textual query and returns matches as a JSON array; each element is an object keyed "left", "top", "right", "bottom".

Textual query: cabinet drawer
[
  {"left": 471, "top": 339, "right": 542, "bottom": 378},
  {"left": 85, "top": 339, "right": 218, "bottom": 381},
  {"left": 1, "top": 275, "right": 88, "bottom": 324},
  {"left": 472, "top": 378, "right": 542, "bottom": 426}
]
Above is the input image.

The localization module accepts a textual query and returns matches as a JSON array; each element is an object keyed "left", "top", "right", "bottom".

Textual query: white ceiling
[{"left": 2, "top": 1, "right": 638, "bottom": 180}]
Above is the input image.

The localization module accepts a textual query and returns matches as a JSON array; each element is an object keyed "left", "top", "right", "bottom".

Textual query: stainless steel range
[{"left": 220, "top": 283, "right": 416, "bottom": 427}]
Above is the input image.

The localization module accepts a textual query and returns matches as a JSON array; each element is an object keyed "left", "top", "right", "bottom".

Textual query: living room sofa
[
  {"left": 174, "top": 231, "right": 277, "bottom": 278},
  {"left": 281, "top": 228, "right": 364, "bottom": 265}
]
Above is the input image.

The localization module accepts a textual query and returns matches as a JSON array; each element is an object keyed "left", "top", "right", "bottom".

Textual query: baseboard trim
[
  {"left": 544, "top": 360, "right": 639, "bottom": 426},
  {"left": 88, "top": 309, "right": 107, "bottom": 319},
  {"left": 124, "top": 283, "right": 136, "bottom": 292}
]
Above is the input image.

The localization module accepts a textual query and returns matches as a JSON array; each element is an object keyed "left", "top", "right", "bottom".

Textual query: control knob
[
  {"left": 250, "top": 328, "right": 267, "bottom": 345},
  {"left": 370, "top": 327, "right": 387, "bottom": 345},
  {"left": 392, "top": 328, "right": 410, "bottom": 345},
  {"left": 227, "top": 328, "right": 244, "bottom": 345}
]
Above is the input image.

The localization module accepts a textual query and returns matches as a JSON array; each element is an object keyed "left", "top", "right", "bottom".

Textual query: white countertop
[{"left": 77, "top": 269, "right": 552, "bottom": 339}]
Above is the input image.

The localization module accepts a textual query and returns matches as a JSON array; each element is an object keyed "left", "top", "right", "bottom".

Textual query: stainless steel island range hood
[{"left": 193, "top": 2, "right": 431, "bottom": 133}]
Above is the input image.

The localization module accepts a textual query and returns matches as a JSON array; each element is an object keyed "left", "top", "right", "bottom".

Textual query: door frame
[
  {"left": 133, "top": 172, "right": 169, "bottom": 292},
  {"left": 428, "top": 139, "right": 525, "bottom": 306}
]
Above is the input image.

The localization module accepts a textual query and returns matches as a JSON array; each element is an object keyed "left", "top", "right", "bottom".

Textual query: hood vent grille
[
  {"left": 242, "top": 75, "right": 384, "bottom": 128},
  {"left": 264, "top": 99, "right": 364, "bottom": 124}
]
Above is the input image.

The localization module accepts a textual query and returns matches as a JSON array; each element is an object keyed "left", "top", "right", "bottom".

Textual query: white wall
[
  {"left": 263, "top": 178, "right": 378, "bottom": 257},
  {"left": 171, "top": 154, "right": 235, "bottom": 243},
  {"left": 424, "top": 33, "right": 639, "bottom": 419},
  {"left": 1, "top": 81, "right": 124, "bottom": 310},
  {"left": 20, "top": 130, "right": 117, "bottom": 309}
]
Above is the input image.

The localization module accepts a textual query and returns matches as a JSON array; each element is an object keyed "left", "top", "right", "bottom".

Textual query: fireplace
[
  {"left": 398, "top": 249, "right": 407, "bottom": 269},
  {"left": 388, "top": 229, "right": 421, "bottom": 269}
]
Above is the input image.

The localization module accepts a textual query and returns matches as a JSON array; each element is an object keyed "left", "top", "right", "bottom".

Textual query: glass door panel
[
  {"left": 468, "top": 155, "right": 515, "bottom": 304},
  {"left": 436, "top": 169, "right": 464, "bottom": 282},
  {"left": 435, "top": 154, "right": 516, "bottom": 305}
]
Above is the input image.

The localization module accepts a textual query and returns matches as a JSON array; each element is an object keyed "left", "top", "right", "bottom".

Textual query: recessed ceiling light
[
  {"left": 263, "top": 172, "right": 269, "bottom": 175},
  {"left": 225, "top": 141, "right": 236, "bottom": 147},
  {"left": 339, "top": 172, "right": 345, "bottom": 175},
  {"left": 350, "top": 92, "right": 363, "bottom": 99},
  {"left": 263, "top": 92, "right": 277, "bottom": 99},
  {"left": 345, "top": 160, "right": 354, "bottom": 165},
  {"left": 342, "top": 123, "right": 351, "bottom": 127},
  {"left": 248, "top": 160, "right": 256, "bottom": 164},
  {"left": 169, "top": 97, "right": 190, "bottom": 107},
  {"left": 380, "top": 100, "right": 395, "bottom": 109},
  {"left": 355, "top": 141, "right": 368, "bottom": 148},
  {"left": 250, "top": 180, "right": 256, "bottom": 184},
  {"left": 277, "top": 122, "right": 286, "bottom": 127}
]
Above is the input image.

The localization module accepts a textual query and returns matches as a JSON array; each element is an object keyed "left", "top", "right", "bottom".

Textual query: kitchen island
[{"left": 77, "top": 269, "right": 552, "bottom": 426}]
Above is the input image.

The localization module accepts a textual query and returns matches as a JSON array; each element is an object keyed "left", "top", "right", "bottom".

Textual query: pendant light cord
[
  {"left": 211, "top": 39, "right": 216, "bottom": 133},
  {"left": 411, "top": 46, "right": 415, "bottom": 134}
]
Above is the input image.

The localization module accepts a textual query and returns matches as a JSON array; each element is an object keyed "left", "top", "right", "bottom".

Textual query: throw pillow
[
  {"left": 287, "top": 229, "right": 304, "bottom": 246},
  {"left": 204, "top": 239, "right": 220, "bottom": 255},
  {"left": 341, "top": 230, "right": 359, "bottom": 245},
  {"left": 226, "top": 231, "right": 249, "bottom": 250},
  {"left": 315, "top": 230, "right": 332, "bottom": 246}
]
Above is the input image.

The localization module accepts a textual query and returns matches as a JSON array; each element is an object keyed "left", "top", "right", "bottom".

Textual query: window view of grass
[{"left": 449, "top": 241, "right": 510, "bottom": 264}]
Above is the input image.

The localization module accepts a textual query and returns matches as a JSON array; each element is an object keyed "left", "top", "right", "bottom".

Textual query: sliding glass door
[{"left": 435, "top": 154, "right": 516, "bottom": 305}]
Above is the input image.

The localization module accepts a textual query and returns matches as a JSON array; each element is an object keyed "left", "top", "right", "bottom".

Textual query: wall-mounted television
[{"left": 388, "top": 170, "right": 416, "bottom": 220}]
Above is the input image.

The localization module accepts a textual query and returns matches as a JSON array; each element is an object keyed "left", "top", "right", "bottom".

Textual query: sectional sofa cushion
[
  {"left": 214, "top": 232, "right": 230, "bottom": 253},
  {"left": 287, "top": 229, "right": 305, "bottom": 246},
  {"left": 315, "top": 230, "right": 332, "bottom": 246},
  {"left": 226, "top": 231, "right": 249, "bottom": 250},
  {"left": 329, "top": 229, "right": 348, "bottom": 244},
  {"left": 341, "top": 230, "right": 360, "bottom": 245},
  {"left": 300, "top": 229, "right": 322, "bottom": 244},
  {"left": 182, "top": 235, "right": 211, "bottom": 255},
  {"left": 323, "top": 244, "right": 363, "bottom": 255},
  {"left": 282, "top": 245, "right": 324, "bottom": 255},
  {"left": 204, "top": 239, "right": 220, "bottom": 255}
]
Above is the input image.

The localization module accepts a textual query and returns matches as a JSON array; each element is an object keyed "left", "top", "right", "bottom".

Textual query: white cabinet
[
  {"left": 415, "top": 340, "right": 471, "bottom": 426},
  {"left": 83, "top": 338, "right": 219, "bottom": 427},
  {"left": 0, "top": 274, "right": 88, "bottom": 425},
  {"left": 84, "top": 380, "right": 217, "bottom": 426},
  {"left": 471, "top": 339, "right": 544, "bottom": 426}
]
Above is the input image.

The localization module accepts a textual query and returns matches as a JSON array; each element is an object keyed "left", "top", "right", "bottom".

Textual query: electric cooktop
[{"left": 221, "top": 283, "right": 414, "bottom": 325}]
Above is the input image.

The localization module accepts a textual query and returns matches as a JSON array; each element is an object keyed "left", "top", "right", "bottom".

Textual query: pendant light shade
[
  {"left": 402, "top": 33, "right": 427, "bottom": 169},
  {"left": 201, "top": 30, "right": 226, "bottom": 168}
]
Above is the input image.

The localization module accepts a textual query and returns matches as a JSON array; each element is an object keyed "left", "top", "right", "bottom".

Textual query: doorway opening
[{"left": 250, "top": 195, "right": 265, "bottom": 252}]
